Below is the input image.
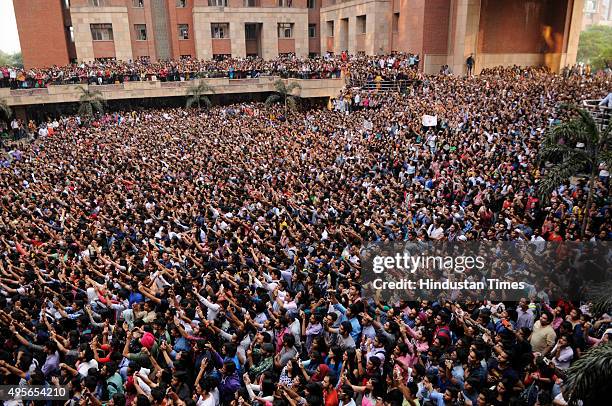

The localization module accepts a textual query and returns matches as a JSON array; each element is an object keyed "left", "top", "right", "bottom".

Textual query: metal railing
[
  {"left": 583, "top": 99, "right": 611, "bottom": 131},
  {"left": 349, "top": 78, "right": 415, "bottom": 93}
]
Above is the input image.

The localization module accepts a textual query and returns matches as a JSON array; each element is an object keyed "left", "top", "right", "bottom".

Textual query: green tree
[
  {"left": 563, "top": 343, "right": 612, "bottom": 405},
  {"left": 0, "top": 51, "right": 23, "bottom": 68},
  {"left": 538, "top": 106, "right": 611, "bottom": 237},
  {"left": 77, "top": 86, "right": 105, "bottom": 121},
  {"left": 0, "top": 99, "right": 11, "bottom": 124},
  {"left": 577, "top": 25, "right": 612, "bottom": 70},
  {"left": 265, "top": 80, "right": 302, "bottom": 115},
  {"left": 186, "top": 81, "right": 214, "bottom": 110}
]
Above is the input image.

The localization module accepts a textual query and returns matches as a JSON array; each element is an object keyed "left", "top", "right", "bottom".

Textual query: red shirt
[{"left": 324, "top": 388, "right": 339, "bottom": 406}]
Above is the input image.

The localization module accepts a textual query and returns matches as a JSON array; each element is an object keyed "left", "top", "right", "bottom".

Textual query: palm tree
[
  {"left": 0, "top": 99, "right": 11, "bottom": 124},
  {"left": 563, "top": 343, "right": 612, "bottom": 405},
  {"left": 538, "top": 106, "right": 611, "bottom": 237},
  {"left": 77, "top": 86, "right": 105, "bottom": 121},
  {"left": 265, "top": 80, "right": 302, "bottom": 115},
  {"left": 186, "top": 81, "right": 214, "bottom": 110}
]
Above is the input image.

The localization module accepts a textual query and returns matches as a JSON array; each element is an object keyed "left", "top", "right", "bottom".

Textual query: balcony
[{"left": 583, "top": 99, "right": 611, "bottom": 131}]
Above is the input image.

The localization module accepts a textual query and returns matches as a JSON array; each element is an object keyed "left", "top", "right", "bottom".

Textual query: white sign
[{"left": 422, "top": 115, "right": 437, "bottom": 127}]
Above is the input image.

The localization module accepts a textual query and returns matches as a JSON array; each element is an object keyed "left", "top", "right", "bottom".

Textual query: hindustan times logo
[{"left": 372, "top": 253, "right": 486, "bottom": 274}]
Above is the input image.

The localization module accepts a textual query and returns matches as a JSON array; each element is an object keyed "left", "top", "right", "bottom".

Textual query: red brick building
[{"left": 14, "top": 0, "right": 584, "bottom": 74}]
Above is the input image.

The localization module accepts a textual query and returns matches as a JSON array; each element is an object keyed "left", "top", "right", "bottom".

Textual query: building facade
[
  {"left": 582, "top": 0, "right": 612, "bottom": 29},
  {"left": 15, "top": 0, "right": 585, "bottom": 74}
]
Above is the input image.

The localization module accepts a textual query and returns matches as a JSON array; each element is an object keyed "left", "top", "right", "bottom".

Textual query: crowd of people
[
  {"left": 0, "top": 54, "right": 611, "bottom": 406},
  {"left": 0, "top": 53, "right": 423, "bottom": 89}
]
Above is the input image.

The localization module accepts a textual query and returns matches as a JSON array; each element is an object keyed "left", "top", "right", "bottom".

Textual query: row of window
[
  {"left": 206, "top": 0, "right": 299, "bottom": 6},
  {"left": 92, "top": 23, "right": 318, "bottom": 42},
  {"left": 88, "top": 0, "right": 186, "bottom": 6},
  {"left": 85, "top": 0, "right": 318, "bottom": 8},
  {"left": 91, "top": 16, "right": 399, "bottom": 43},
  {"left": 323, "top": 16, "right": 367, "bottom": 37},
  {"left": 90, "top": 23, "right": 189, "bottom": 41}
]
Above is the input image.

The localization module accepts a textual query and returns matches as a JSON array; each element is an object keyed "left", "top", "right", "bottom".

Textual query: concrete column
[
  {"left": 347, "top": 16, "right": 356, "bottom": 55},
  {"left": 112, "top": 11, "right": 134, "bottom": 61},
  {"left": 447, "top": 0, "right": 480, "bottom": 75},
  {"left": 561, "top": 0, "right": 584, "bottom": 68},
  {"left": 333, "top": 18, "right": 340, "bottom": 54},
  {"left": 294, "top": 14, "right": 309, "bottom": 58},
  {"left": 370, "top": 5, "right": 391, "bottom": 55},
  {"left": 230, "top": 21, "right": 246, "bottom": 58},
  {"left": 336, "top": 18, "right": 349, "bottom": 53},
  {"left": 262, "top": 21, "right": 279, "bottom": 59},
  {"left": 193, "top": 9, "right": 212, "bottom": 59}
]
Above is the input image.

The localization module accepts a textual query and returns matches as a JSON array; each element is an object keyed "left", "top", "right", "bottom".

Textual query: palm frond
[
  {"left": 265, "top": 94, "right": 281, "bottom": 106},
  {"left": 286, "top": 81, "right": 302, "bottom": 94},
  {"left": 286, "top": 96, "right": 298, "bottom": 111},
  {"left": 537, "top": 158, "right": 588, "bottom": 201},
  {"left": 601, "top": 149, "right": 612, "bottom": 170},
  {"left": 273, "top": 80, "right": 287, "bottom": 95},
  {"left": 186, "top": 97, "right": 197, "bottom": 109},
  {"left": 549, "top": 122, "right": 597, "bottom": 154},
  {"left": 586, "top": 280, "right": 612, "bottom": 316},
  {"left": 197, "top": 82, "right": 215, "bottom": 94},
  {"left": 93, "top": 99, "right": 104, "bottom": 112},
  {"left": 88, "top": 89, "right": 104, "bottom": 99},
  {"left": 0, "top": 99, "right": 11, "bottom": 122},
  {"left": 76, "top": 85, "right": 88, "bottom": 95},
  {"left": 538, "top": 141, "right": 591, "bottom": 164},
  {"left": 564, "top": 343, "right": 612, "bottom": 405},
  {"left": 78, "top": 103, "right": 93, "bottom": 118},
  {"left": 574, "top": 108, "right": 600, "bottom": 144},
  {"left": 200, "top": 96, "right": 212, "bottom": 109}
]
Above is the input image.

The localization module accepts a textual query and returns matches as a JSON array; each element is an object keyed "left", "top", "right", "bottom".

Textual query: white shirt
[{"left": 77, "top": 359, "right": 98, "bottom": 377}]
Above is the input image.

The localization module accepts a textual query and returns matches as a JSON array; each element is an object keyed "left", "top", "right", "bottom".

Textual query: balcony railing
[{"left": 583, "top": 99, "right": 611, "bottom": 131}]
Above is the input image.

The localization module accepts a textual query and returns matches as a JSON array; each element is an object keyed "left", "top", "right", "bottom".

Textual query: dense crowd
[
  {"left": 0, "top": 53, "right": 422, "bottom": 89},
  {"left": 0, "top": 57, "right": 611, "bottom": 406}
]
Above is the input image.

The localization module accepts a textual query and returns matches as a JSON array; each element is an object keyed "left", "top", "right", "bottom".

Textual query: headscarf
[{"left": 311, "top": 363, "right": 330, "bottom": 382}]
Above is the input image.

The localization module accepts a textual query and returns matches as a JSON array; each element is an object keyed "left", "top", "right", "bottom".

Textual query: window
[
  {"left": 211, "top": 23, "right": 229, "bottom": 39},
  {"left": 208, "top": 0, "right": 227, "bottom": 5},
  {"left": 356, "top": 15, "right": 366, "bottom": 34},
  {"left": 307, "top": 0, "right": 315, "bottom": 8},
  {"left": 244, "top": 0, "right": 258, "bottom": 6},
  {"left": 63, "top": 0, "right": 71, "bottom": 9},
  {"left": 308, "top": 24, "right": 316, "bottom": 38},
  {"left": 90, "top": 23, "right": 114, "bottom": 41},
  {"left": 278, "top": 0, "right": 292, "bottom": 7},
  {"left": 89, "top": 0, "right": 105, "bottom": 6},
  {"left": 393, "top": 13, "right": 399, "bottom": 33},
  {"left": 135, "top": 24, "right": 147, "bottom": 40},
  {"left": 67, "top": 26, "right": 74, "bottom": 42},
  {"left": 326, "top": 20, "right": 334, "bottom": 37},
  {"left": 585, "top": 0, "right": 597, "bottom": 12},
  {"left": 278, "top": 23, "right": 294, "bottom": 38},
  {"left": 178, "top": 24, "right": 189, "bottom": 39},
  {"left": 132, "top": 0, "right": 144, "bottom": 7},
  {"left": 245, "top": 24, "right": 257, "bottom": 40},
  {"left": 176, "top": 0, "right": 187, "bottom": 6}
]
